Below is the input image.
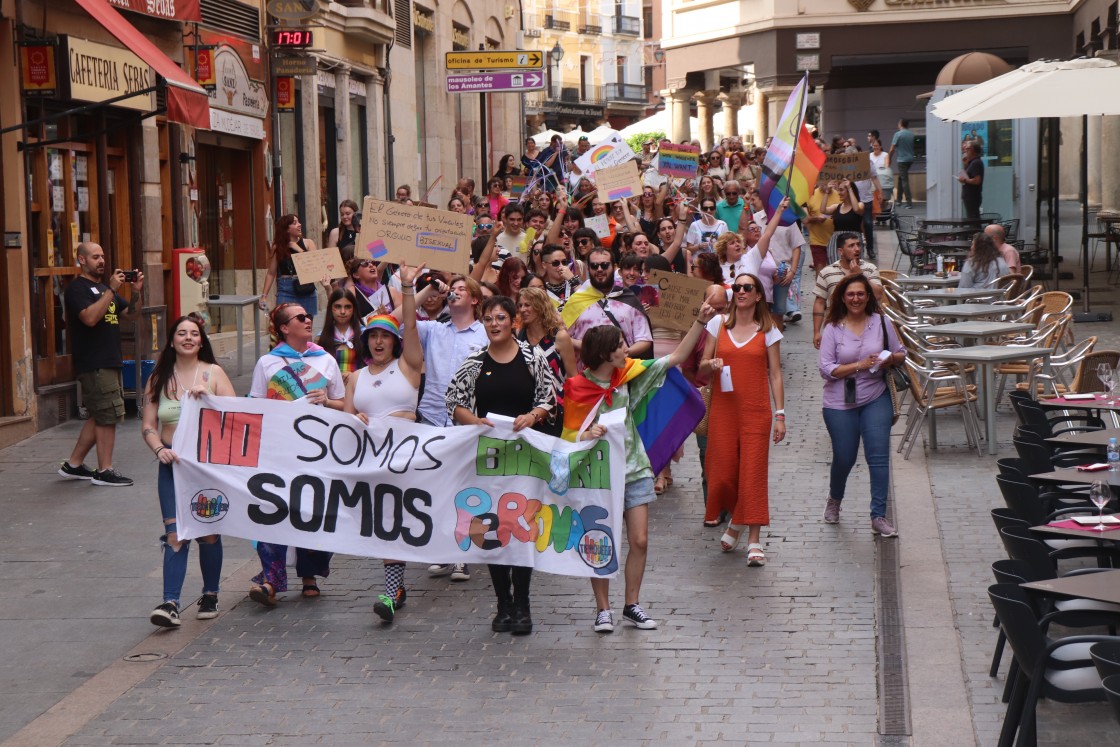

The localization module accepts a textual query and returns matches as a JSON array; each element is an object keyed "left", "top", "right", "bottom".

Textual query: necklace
[{"left": 172, "top": 363, "right": 200, "bottom": 399}]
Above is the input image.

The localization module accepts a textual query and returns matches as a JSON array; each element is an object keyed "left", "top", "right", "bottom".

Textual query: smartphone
[
  {"left": 844, "top": 377, "right": 857, "bottom": 405},
  {"left": 122, "top": 270, "right": 138, "bottom": 283}
]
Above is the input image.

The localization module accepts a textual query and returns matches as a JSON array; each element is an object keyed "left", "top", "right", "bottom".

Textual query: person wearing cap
[{"left": 344, "top": 263, "right": 427, "bottom": 625}]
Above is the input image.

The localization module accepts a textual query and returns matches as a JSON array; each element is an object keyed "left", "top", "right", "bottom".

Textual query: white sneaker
[
  {"left": 428, "top": 564, "right": 452, "bottom": 577},
  {"left": 449, "top": 563, "right": 471, "bottom": 581}
]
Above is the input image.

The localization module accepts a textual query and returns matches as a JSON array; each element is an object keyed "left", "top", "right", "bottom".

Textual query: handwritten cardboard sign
[
  {"left": 657, "top": 143, "right": 700, "bottom": 178},
  {"left": 584, "top": 213, "right": 611, "bottom": 239},
  {"left": 818, "top": 151, "right": 872, "bottom": 183},
  {"left": 291, "top": 246, "right": 347, "bottom": 285},
  {"left": 595, "top": 161, "right": 642, "bottom": 204},
  {"left": 355, "top": 197, "right": 473, "bottom": 275},
  {"left": 574, "top": 132, "right": 635, "bottom": 174},
  {"left": 646, "top": 269, "right": 716, "bottom": 333}
]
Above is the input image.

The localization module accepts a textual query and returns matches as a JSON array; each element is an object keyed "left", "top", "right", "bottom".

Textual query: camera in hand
[{"left": 122, "top": 270, "right": 138, "bottom": 283}]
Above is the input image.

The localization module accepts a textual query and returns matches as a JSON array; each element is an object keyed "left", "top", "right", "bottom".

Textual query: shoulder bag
[{"left": 880, "top": 314, "right": 910, "bottom": 425}]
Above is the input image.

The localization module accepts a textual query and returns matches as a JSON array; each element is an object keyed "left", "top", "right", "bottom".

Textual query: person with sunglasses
[
  {"left": 699, "top": 273, "right": 786, "bottom": 567},
  {"left": 715, "top": 183, "right": 746, "bottom": 233},
  {"left": 684, "top": 198, "right": 729, "bottom": 257},
  {"left": 246, "top": 303, "right": 346, "bottom": 606},
  {"left": 564, "top": 248, "right": 654, "bottom": 362},
  {"left": 341, "top": 256, "right": 397, "bottom": 322},
  {"left": 706, "top": 152, "right": 726, "bottom": 180},
  {"left": 446, "top": 296, "right": 557, "bottom": 634},
  {"left": 540, "top": 244, "right": 581, "bottom": 305}
]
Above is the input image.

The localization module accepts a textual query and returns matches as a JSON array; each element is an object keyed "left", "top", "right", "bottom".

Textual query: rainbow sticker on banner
[
  {"left": 588, "top": 144, "right": 614, "bottom": 164},
  {"left": 367, "top": 239, "right": 388, "bottom": 259}
]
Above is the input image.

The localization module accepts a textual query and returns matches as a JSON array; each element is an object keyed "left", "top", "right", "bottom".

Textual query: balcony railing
[
  {"left": 579, "top": 13, "right": 602, "bottom": 35},
  {"left": 556, "top": 85, "right": 604, "bottom": 106},
  {"left": 605, "top": 83, "right": 646, "bottom": 103},
  {"left": 544, "top": 10, "right": 576, "bottom": 31},
  {"left": 614, "top": 14, "right": 640, "bottom": 35}
]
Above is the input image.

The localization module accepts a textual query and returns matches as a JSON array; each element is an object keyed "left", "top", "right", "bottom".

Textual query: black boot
[
  {"left": 492, "top": 590, "right": 513, "bottom": 632},
  {"left": 509, "top": 596, "right": 533, "bottom": 635}
]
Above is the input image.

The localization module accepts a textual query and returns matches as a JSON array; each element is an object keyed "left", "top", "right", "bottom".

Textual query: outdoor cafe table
[
  {"left": 1037, "top": 393, "right": 1120, "bottom": 428},
  {"left": 1021, "top": 568, "right": 1120, "bottom": 606},
  {"left": 927, "top": 344, "right": 1052, "bottom": 454},
  {"left": 1046, "top": 427, "right": 1120, "bottom": 451},
  {"left": 1029, "top": 467, "right": 1120, "bottom": 491},
  {"left": 1030, "top": 515, "right": 1120, "bottom": 542},
  {"left": 917, "top": 321, "right": 1036, "bottom": 346},
  {"left": 917, "top": 303, "right": 1021, "bottom": 321},
  {"left": 906, "top": 287, "right": 1005, "bottom": 303},
  {"left": 893, "top": 274, "right": 961, "bottom": 288}
]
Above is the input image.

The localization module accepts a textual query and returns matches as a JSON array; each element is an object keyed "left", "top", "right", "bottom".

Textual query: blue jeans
[
  {"left": 159, "top": 458, "right": 222, "bottom": 605},
  {"left": 862, "top": 201, "right": 876, "bottom": 258},
  {"left": 821, "top": 392, "right": 893, "bottom": 519}
]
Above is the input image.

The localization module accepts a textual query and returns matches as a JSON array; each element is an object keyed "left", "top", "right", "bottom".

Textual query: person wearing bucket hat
[{"left": 343, "top": 263, "right": 426, "bottom": 624}]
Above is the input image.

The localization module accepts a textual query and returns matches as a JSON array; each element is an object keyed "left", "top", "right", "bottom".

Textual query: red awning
[{"left": 74, "top": 0, "right": 210, "bottom": 129}]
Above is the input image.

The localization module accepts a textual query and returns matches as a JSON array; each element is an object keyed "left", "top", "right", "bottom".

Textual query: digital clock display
[{"left": 272, "top": 29, "right": 313, "bottom": 47}]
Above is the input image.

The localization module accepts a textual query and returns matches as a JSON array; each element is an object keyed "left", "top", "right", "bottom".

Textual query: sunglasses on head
[
  {"left": 589, "top": 261, "right": 612, "bottom": 271},
  {"left": 730, "top": 283, "right": 756, "bottom": 294},
  {"left": 283, "top": 313, "right": 313, "bottom": 324}
]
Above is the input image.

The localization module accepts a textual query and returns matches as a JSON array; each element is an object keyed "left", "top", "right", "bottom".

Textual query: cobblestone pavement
[{"left": 4, "top": 205, "right": 1118, "bottom": 746}]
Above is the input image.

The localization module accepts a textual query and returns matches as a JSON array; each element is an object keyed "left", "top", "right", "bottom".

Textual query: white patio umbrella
[
  {"left": 584, "top": 124, "right": 619, "bottom": 145},
  {"left": 930, "top": 57, "right": 1120, "bottom": 315},
  {"left": 531, "top": 129, "right": 562, "bottom": 147},
  {"left": 619, "top": 110, "right": 698, "bottom": 140},
  {"left": 562, "top": 128, "right": 587, "bottom": 145}
]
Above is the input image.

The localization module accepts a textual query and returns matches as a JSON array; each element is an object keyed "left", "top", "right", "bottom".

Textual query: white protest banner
[
  {"left": 818, "top": 151, "right": 872, "bottom": 183},
  {"left": 355, "top": 197, "right": 473, "bottom": 275},
  {"left": 595, "top": 161, "right": 642, "bottom": 204},
  {"left": 172, "top": 395, "right": 625, "bottom": 578},
  {"left": 584, "top": 213, "right": 611, "bottom": 239},
  {"left": 646, "top": 270, "right": 716, "bottom": 333},
  {"left": 657, "top": 143, "right": 700, "bottom": 178},
  {"left": 291, "top": 247, "right": 347, "bottom": 285},
  {"left": 574, "top": 132, "right": 635, "bottom": 174}
]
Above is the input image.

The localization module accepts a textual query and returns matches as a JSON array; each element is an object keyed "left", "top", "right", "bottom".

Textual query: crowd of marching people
[{"left": 134, "top": 126, "right": 933, "bottom": 636}]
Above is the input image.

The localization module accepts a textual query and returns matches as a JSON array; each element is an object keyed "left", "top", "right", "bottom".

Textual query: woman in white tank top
[{"left": 343, "top": 263, "right": 427, "bottom": 624}]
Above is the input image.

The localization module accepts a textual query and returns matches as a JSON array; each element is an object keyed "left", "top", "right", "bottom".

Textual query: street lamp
[{"left": 550, "top": 41, "right": 564, "bottom": 99}]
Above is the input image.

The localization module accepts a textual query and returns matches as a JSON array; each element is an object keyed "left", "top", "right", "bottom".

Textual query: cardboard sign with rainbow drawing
[
  {"left": 574, "top": 133, "right": 635, "bottom": 174},
  {"left": 355, "top": 197, "right": 473, "bottom": 275}
]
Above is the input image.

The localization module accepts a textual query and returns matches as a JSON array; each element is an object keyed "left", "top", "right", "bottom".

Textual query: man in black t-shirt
[
  {"left": 959, "top": 142, "right": 985, "bottom": 222},
  {"left": 58, "top": 242, "right": 144, "bottom": 487}
]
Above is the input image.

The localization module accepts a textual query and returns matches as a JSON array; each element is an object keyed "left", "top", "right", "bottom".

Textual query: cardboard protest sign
[
  {"left": 646, "top": 269, "right": 716, "bottom": 333},
  {"left": 595, "top": 161, "right": 642, "bottom": 204},
  {"left": 291, "top": 246, "right": 346, "bottom": 285},
  {"left": 508, "top": 176, "right": 527, "bottom": 199},
  {"left": 584, "top": 213, "right": 611, "bottom": 239},
  {"left": 818, "top": 152, "right": 872, "bottom": 183},
  {"left": 173, "top": 395, "right": 625, "bottom": 578},
  {"left": 355, "top": 197, "right": 473, "bottom": 275},
  {"left": 657, "top": 143, "right": 700, "bottom": 178},
  {"left": 574, "top": 132, "right": 635, "bottom": 174}
]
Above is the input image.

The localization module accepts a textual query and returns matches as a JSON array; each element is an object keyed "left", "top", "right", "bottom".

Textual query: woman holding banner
[
  {"left": 446, "top": 296, "right": 557, "bottom": 635},
  {"left": 142, "top": 314, "right": 237, "bottom": 628},
  {"left": 344, "top": 263, "right": 426, "bottom": 625},
  {"left": 247, "top": 303, "right": 346, "bottom": 607}
]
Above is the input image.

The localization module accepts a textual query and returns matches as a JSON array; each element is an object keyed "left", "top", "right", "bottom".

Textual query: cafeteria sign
[{"left": 63, "top": 36, "right": 153, "bottom": 112}]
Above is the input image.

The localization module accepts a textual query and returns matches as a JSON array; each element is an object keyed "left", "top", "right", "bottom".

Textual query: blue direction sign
[{"left": 446, "top": 71, "right": 545, "bottom": 94}]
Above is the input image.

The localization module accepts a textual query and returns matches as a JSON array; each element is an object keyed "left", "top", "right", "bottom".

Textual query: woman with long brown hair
[
  {"left": 141, "top": 315, "right": 236, "bottom": 627},
  {"left": 260, "top": 213, "right": 322, "bottom": 317},
  {"left": 700, "top": 273, "right": 786, "bottom": 566}
]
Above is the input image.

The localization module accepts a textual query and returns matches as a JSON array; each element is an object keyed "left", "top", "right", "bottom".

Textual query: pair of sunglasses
[
  {"left": 283, "top": 313, "right": 313, "bottom": 324},
  {"left": 730, "top": 283, "right": 756, "bottom": 294},
  {"left": 588, "top": 261, "right": 612, "bottom": 271}
]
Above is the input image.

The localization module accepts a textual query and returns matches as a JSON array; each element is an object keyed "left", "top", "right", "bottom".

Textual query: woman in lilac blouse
[{"left": 817, "top": 274, "right": 906, "bottom": 538}]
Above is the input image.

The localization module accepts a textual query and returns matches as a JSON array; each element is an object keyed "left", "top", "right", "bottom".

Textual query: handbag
[
  {"left": 693, "top": 385, "right": 712, "bottom": 437},
  {"left": 879, "top": 315, "right": 910, "bottom": 425},
  {"left": 293, "top": 279, "right": 317, "bottom": 296}
]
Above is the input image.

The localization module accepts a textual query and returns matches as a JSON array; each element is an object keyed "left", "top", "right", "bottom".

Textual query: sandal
[
  {"left": 746, "top": 543, "right": 766, "bottom": 567},
  {"left": 301, "top": 583, "right": 321, "bottom": 598},
  {"left": 703, "top": 510, "right": 731, "bottom": 528},
  {"left": 249, "top": 583, "right": 277, "bottom": 607},
  {"left": 720, "top": 524, "right": 746, "bottom": 553},
  {"left": 654, "top": 476, "right": 666, "bottom": 495}
]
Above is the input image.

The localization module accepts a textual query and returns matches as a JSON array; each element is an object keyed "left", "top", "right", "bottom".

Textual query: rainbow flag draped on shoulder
[
  {"left": 562, "top": 359, "right": 704, "bottom": 477},
  {"left": 758, "top": 73, "right": 825, "bottom": 226}
]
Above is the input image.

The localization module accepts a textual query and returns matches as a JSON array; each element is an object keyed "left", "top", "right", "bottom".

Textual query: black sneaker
[
  {"left": 622, "top": 603, "right": 658, "bottom": 630},
  {"left": 91, "top": 468, "right": 133, "bottom": 487},
  {"left": 374, "top": 586, "right": 407, "bottom": 623},
  {"left": 58, "top": 461, "right": 96, "bottom": 481},
  {"left": 196, "top": 594, "right": 219, "bottom": 620},
  {"left": 150, "top": 602, "right": 180, "bottom": 628}
]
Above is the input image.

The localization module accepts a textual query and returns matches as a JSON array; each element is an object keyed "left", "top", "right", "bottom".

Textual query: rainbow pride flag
[
  {"left": 759, "top": 74, "right": 825, "bottom": 226},
  {"left": 562, "top": 359, "right": 704, "bottom": 477}
]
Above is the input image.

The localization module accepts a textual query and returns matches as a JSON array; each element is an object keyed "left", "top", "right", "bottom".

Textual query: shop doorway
[{"left": 196, "top": 143, "right": 254, "bottom": 332}]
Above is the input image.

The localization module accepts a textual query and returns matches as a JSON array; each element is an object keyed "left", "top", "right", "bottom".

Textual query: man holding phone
[
  {"left": 811, "top": 232, "right": 881, "bottom": 349},
  {"left": 58, "top": 242, "right": 144, "bottom": 486}
]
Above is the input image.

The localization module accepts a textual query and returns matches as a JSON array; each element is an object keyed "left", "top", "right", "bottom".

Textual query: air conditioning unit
[{"left": 525, "top": 28, "right": 541, "bottom": 37}]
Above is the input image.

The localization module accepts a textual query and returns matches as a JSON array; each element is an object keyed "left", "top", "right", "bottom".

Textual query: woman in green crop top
[{"left": 140, "top": 314, "right": 236, "bottom": 628}]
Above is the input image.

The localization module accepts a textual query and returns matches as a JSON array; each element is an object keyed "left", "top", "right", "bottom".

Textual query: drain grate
[
  {"left": 123, "top": 652, "right": 167, "bottom": 663},
  {"left": 876, "top": 529, "right": 912, "bottom": 739}
]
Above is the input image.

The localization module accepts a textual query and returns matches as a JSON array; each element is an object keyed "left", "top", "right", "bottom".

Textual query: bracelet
[
  {"left": 401, "top": 284, "right": 414, "bottom": 289},
  {"left": 774, "top": 409, "right": 785, "bottom": 415},
  {"left": 774, "top": 414, "right": 786, "bottom": 421},
  {"left": 154, "top": 446, "right": 166, "bottom": 455}
]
